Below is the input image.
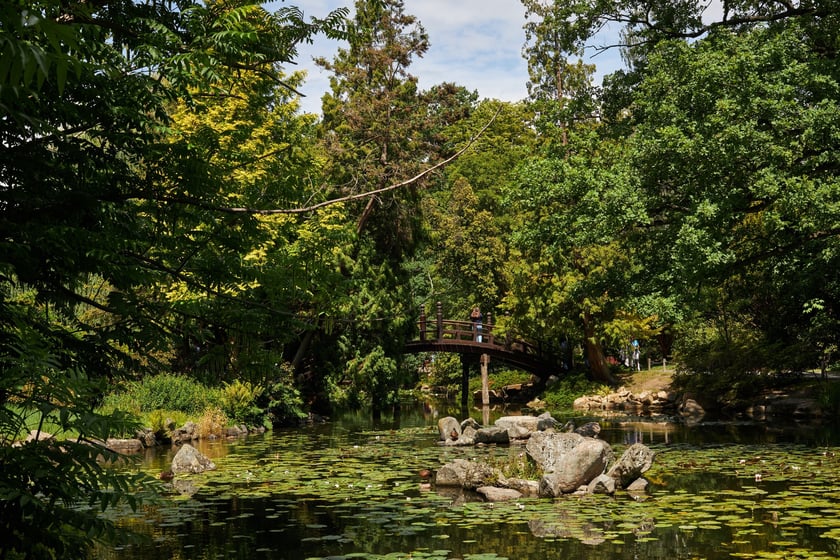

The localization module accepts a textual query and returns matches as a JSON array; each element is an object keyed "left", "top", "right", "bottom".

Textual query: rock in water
[
  {"left": 574, "top": 421, "right": 601, "bottom": 438},
  {"left": 607, "top": 443, "right": 655, "bottom": 488},
  {"left": 527, "top": 432, "right": 615, "bottom": 497},
  {"left": 437, "top": 416, "right": 461, "bottom": 441},
  {"left": 171, "top": 443, "right": 216, "bottom": 474}
]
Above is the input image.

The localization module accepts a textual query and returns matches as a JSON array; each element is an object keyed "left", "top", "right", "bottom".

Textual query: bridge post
[
  {"left": 460, "top": 355, "right": 470, "bottom": 415},
  {"left": 481, "top": 354, "right": 491, "bottom": 425},
  {"left": 480, "top": 353, "right": 490, "bottom": 405},
  {"left": 436, "top": 301, "right": 443, "bottom": 341},
  {"left": 419, "top": 304, "right": 426, "bottom": 342}
]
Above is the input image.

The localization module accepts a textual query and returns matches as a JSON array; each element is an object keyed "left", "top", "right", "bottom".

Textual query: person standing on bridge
[{"left": 470, "top": 306, "right": 483, "bottom": 343}]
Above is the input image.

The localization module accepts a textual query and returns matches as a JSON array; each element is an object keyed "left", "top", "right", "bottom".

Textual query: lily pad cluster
[{"left": 93, "top": 421, "right": 840, "bottom": 560}]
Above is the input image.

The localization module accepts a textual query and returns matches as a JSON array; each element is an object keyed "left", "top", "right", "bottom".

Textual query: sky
[{"left": 275, "top": 0, "right": 627, "bottom": 115}]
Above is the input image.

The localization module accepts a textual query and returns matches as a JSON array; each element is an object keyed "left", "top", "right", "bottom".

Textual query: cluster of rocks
[
  {"left": 434, "top": 413, "right": 654, "bottom": 501},
  {"left": 573, "top": 388, "right": 679, "bottom": 415},
  {"left": 572, "top": 385, "right": 826, "bottom": 423},
  {"left": 104, "top": 422, "right": 261, "bottom": 454}
]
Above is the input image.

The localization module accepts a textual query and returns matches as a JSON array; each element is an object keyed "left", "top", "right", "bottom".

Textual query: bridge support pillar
[
  {"left": 480, "top": 354, "right": 490, "bottom": 407},
  {"left": 460, "top": 355, "right": 470, "bottom": 416},
  {"left": 480, "top": 354, "right": 490, "bottom": 425}
]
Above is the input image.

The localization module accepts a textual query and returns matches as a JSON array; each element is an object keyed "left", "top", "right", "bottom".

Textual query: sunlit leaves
[{"left": 1, "top": 1, "right": 348, "bottom": 557}]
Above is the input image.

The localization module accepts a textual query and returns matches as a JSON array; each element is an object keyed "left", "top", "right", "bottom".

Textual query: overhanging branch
[{"left": 154, "top": 105, "right": 503, "bottom": 216}]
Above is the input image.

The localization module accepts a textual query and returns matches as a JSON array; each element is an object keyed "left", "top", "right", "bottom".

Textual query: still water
[{"left": 93, "top": 402, "right": 840, "bottom": 559}]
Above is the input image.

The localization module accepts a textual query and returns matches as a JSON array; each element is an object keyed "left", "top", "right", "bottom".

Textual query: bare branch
[
  {"left": 156, "top": 104, "right": 503, "bottom": 216},
  {"left": 590, "top": 2, "right": 830, "bottom": 51},
  {"left": 258, "top": 104, "right": 501, "bottom": 214}
]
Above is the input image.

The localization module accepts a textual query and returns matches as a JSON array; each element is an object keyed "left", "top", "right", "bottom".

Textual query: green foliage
[
  {"left": 468, "top": 368, "right": 533, "bottom": 395},
  {"left": 346, "top": 345, "right": 399, "bottom": 412},
  {"left": 1, "top": 0, "right": 345, "bottom": 555},
  {"left": 816, "top": 381, "right": 840, "bottom": 416},
  {"left": 0, "top": 330, "right": 150, "bottom": 559},
  {"left": 264, "top": 382, "right": 307, "bottom": 427},
  {"left": 103, "top": 374, "right": 218, "bottom": 416},
  {"left": 541, "top": 372, "right": 611, "bottom": 411},
  {"left": 261, "top": 362, "right": 306, "bottom": 427},
  {"left": 144, "top": 409, "right": 180, "bottom": 438},
  {"left": 317, "top": 0, "right": 431, "bottom": 262},
  {"left": 484, "top": 447, "right": 543, "bottom": 481},
  {"left": 424, "top": 177, "right": 508, "bottom": 312},
  {"left": 219, "top": 379, "right": 265, "bottom": 426},
  {"left": 422, "top": 353, "right": 460, "bottom": 388}
]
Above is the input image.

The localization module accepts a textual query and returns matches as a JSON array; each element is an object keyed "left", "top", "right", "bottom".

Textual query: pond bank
[{"left": 573, "top": 368, "right": 834, "bottom": 423}]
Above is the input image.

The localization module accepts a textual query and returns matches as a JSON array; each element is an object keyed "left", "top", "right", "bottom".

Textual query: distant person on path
[
  {"left": 470, "top": 306, "right": 483, "bottom": 342},
  {"left": 632, "top": 340, "right": 640, "bottom": 371}
]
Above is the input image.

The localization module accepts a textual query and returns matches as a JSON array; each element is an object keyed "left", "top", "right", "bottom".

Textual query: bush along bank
[{"left": 90, "top": 373, "right": 314, "bottom": 453}]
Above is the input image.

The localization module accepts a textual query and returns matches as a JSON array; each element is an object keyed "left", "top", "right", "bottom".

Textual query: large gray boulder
[
  {"left": 171, "top": 443, "right": 216, "bottom": 474},
  {"left": 526, "top": 431, "right": 586, "bottom": 472},
  {"left": 606, "top": 443, "right": 655, "bottom": 488},
  {"left": 528, "top": 432, "right": 615, "bottom": 497},
  {"left": 435, "top": 458, "right": 504, "bottom": 490}
]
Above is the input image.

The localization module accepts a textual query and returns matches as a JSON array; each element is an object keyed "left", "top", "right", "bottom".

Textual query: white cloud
[{"left": 273, "top": 0, "right": 626, "bottom": 114}]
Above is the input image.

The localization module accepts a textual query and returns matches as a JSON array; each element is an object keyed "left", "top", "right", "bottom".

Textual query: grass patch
[
  {"left": 468, "top": 368, "right": 534, "bottom": 394},
  {"left": 541, "top": 371, "right": 612, "bottom": 411}
]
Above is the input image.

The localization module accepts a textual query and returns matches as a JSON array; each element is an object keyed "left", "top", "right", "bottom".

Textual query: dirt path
[{"left": 615, "top": 369, "right": 674, "bottom": 394}]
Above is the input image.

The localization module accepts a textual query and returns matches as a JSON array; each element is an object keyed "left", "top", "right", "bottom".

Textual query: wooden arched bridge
[{"left": 403, "top": 302, "right": 561, "bottom": 379}]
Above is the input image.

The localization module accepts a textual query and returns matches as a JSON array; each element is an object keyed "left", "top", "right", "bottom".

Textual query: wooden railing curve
[{"left": 406, "top": 302, "right": 557, "bottom": 377}]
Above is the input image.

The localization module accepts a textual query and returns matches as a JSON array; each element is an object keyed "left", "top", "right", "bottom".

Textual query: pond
[{"left": 92, "top": 401, "right": 840, "bottom": 560}]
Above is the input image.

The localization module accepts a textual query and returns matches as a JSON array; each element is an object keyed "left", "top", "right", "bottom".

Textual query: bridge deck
[{"left": 404, "top": 303, "right": 559, "bottom": 378}]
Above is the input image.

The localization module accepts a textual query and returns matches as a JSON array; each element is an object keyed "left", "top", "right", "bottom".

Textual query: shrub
[
  {"left": 418, "top": 353, "right": 462, "bottom": 389},
  {"left": 219, "top": 380, "right": 265, "bottom": 426},
  {"left": 196, "top": 407, "right": 228, "bottom": 438},
  {"left": 145, "top": 409, "right": 179, "bottom": 438},
  {"left": 101, "top": 373, "right": 216, "bottom": 415},
  {"left": 262, "top": 363, "right": 307, "bottom": 426},
  {"left": 468, "top": 368, "right": 533, "bottom": 394},
  {"left": 816, "top": 381, "right": 840, "bottom": 416}
]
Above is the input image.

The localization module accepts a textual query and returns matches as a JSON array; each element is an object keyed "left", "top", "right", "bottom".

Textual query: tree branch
[
  {"left": 152, "top": 104, "right": 503, "bottom": 216},
  {"left": 591, "top": 2, "right": 831, "bottom": 51}
]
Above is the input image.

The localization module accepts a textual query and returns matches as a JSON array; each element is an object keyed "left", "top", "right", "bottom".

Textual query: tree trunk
[
  {"left": 291, "top": 326, "right": 317, "bottom": 373},
  {"left": 583, "top": 311, "right": 617, "bottom": 385}
]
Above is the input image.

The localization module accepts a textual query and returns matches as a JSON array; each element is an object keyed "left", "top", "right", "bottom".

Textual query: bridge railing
[
  {"left": 417, "top": 302, "right": 493, "bottom": 344},
  {"left": 417, "top": 302, "right": 547, "bottom": 356},
  {"left": 411, "top": 303, "right": 564, "bottom": 375}
]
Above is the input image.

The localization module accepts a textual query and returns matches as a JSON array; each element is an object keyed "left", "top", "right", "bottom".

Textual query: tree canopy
[{"left": 3, "top": 0, "right": 840, "bottom": 555}]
